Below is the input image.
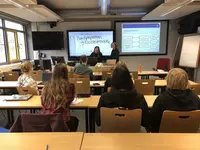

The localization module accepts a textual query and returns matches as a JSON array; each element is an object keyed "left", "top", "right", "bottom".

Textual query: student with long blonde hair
[
  {"left": 150, "top": 68, "right": 200, "bottom": 132},
  {"left": 41, "top": 63, "right": 79, "bottom": 131},
  {"left": 18, "top": 61, "right": 38, "bottom": 90}
]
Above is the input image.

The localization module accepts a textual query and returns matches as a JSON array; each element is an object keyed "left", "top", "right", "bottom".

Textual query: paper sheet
[{"left": 72, "top": 98, "right": 84, "bottom": 105}]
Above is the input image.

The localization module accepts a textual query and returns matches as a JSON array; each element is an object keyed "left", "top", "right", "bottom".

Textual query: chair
[
  {"left": 107, "top": 59, "right": 116, "bottom": 66},
  {"left": 132, "top": 71, "right": 138, "bottom": 80},
  {"left": 42, "top": 72, "right": 52, "bottom": 83},
  {"left": 101, "top": 107, "right": 142, "bottom": 133},
  {"left": 10, "top": 113, "right": 69, "bottom": 132},
  {"left": 134, "top": 79, "right": 155, "bottom": 95},
  {"left": 17, "top": 87, "right": 38, "bottom": 95},
  {"left": 69, "top": 78, "right": 90, "bottom": 95},
  {"left": 31, "top": 70, "right": 43, "bottom": 81},
  {"left": 3, "top": 72, "right": 19, "bottom": 81},
  {"left": 159, "top": 110, "right": 200, "bottom": 133},
  {"left": 107, "top": 87, "right": 111, "bottom": 92},
  {"left": 68, "top": 72, "right": 73, "bottom": 78},
  {"left": 102, "top": 71, "right": 112, "bottom": 80},
  {"left": 191, "top": 84, "right": 200, "bottom": 95},
  {"left": 156, "top": 58, "right": 170, "bottom": 71}
]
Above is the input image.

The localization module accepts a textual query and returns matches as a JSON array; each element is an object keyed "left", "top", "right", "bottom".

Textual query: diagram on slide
[{"left": 122, "top": 23, "right": 161, "bottom": 53}]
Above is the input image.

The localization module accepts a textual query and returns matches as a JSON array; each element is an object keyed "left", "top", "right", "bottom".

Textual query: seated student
[
  {"left": 18, "top": 61, "right": 38, "bottom": 90},
  {"left": 90, "top": 46, "right": 103, "bottom": 62},
  {"left": 150, "top": 68, "right": 200, "bottom": 132},
  {"left": 74, "top": 55, "right": 94, "bottom": 80},
  {"left": 41, "top": 63, "right": 79, "bottom": 132},
  {"left": 96, "top": 62, "right": 149, "bottom": 129}
]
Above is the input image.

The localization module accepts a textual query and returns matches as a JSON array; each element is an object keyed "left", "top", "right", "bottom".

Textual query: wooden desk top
[
  {"left": 0, "top": 132, "right": 83, "bottom": 150},
  {"left": 0, "top": 95, "right": 165, "bottom": 109},
  {"left": 0, "top": 81, "right": 41, "bottom": 88},
  {"left": 81, "top": 133, "right": 200, "bottom": 150},
  {"left": 0, "top": 80, "right": 198, "bottom": 89},
  {"left": 93, "top": 71, "right": 168, "bottom": 76}
]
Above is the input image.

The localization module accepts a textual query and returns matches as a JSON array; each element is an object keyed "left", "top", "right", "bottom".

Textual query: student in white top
[{"left": 18, "top": 61, "right": 38, "bottom": 90}]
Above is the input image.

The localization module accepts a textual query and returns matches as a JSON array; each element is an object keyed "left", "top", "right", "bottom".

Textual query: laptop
[{"left": 87, "top": 57, "right": 97, "bottom": 66}]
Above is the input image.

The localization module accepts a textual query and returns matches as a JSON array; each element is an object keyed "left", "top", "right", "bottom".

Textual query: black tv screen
[{"left": 32, "top": 32, "right": 64, "bottom": 50}]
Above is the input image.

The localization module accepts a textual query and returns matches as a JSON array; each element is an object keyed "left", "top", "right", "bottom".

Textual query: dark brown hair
[
  {"left": 111, "top": 62, "right": 133, "bottom": 91},
  {"left": 80, "top": 55, "right": 87, "bottom": 63}
]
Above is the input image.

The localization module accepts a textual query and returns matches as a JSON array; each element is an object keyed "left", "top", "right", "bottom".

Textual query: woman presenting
[
  {"left": 111, "top": 42, "right": 119, "bottom": 62},
  {"left": 90, "top": 46, "right": 103, "bottom": 62}
]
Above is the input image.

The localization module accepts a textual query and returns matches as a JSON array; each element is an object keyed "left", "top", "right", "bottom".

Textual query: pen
[{"left": 46, "top": 145, "right": 48, "bottom": 150}]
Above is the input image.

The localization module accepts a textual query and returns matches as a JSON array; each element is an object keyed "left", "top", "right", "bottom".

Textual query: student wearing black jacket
[
  {"left": 150, "top": 68, "right": 200, "bottom": 132},
  {"left": 90, "top": 46, "right": 103, "bottom": 62},
  {"left": 96, "top": 62, "right": 149, "bottom": 128},
  {"left": 110, "top": 42, "right": 119, "bottom": 62}
]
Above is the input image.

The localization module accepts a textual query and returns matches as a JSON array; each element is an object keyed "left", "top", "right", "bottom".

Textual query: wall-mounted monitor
[
  {"left": 115, "top": 21, "right": 168, "bottom": 55},
  {"left": 67, "top": 30, "right": 113, "bottom": 58},
  {"left": 32, "top": 32, "right": 64, "bottom": 50}
]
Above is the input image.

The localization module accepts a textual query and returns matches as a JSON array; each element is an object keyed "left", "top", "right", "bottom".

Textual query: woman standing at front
[
  {"left": 41, "top": 63, "right": 79, "bottom": 132},
  {"left": 111, "top": 42, "right": 119, "bottom": 62}
]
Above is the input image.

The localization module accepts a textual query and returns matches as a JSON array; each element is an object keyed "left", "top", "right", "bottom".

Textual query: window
[
  {"left": 0, "top": 29, "right": 6, "bottom": 63},
  {"left": 5, "top": 20, "right": 23, "bottom": 31},
  {"left": 0, "top": 19, "right": 27, "bottom": 63},
  {"left": 0, "top": 19, "right": 2, "bottom": 27}
]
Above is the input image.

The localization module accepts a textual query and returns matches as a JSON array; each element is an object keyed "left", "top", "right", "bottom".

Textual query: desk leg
[
  {"left": 7, "top": 109, "right": 14, "bottom": 127},
  {"left": 89, "top": 108, "right": 96, "bottom": 133},
  {"left": 85, "top": 108, "right": 89, "bottom": 133}
]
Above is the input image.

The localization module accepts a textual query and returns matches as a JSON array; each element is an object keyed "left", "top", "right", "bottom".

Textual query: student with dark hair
[
  {"left": 150, "top": 68, "right": 200, "bottom": 132},
  {"left": 96, "top": 62, "right": 149, "bottom": 129},
  {"left": 74, "top": 55, "right": 94, "bottom": 80},
  {"left": 111, "top": 42, "right": 119, "bottom": 62},
  {"left": 41, "top": 63, "right": 79, "bottom": 132},
  {"left": 90, "top": 46, "right": 103, "bottom": 62}
]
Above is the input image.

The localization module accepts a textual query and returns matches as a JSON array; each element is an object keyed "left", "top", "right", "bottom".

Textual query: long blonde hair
[
  {"left": 167, "top": 68, "right": 190, "bottom": 90},
  {"left": 41, "top": 63, "right": 75, "bottom": 109}
]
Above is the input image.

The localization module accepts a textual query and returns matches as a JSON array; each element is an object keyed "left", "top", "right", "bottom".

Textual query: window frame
[{"left": 0, "top": 17, "right": 28, "bottom": 65}]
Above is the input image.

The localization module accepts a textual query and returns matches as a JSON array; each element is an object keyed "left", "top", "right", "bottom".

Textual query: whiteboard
[{"left": 179, "top": 35, "right": 200, "bottom": 68}]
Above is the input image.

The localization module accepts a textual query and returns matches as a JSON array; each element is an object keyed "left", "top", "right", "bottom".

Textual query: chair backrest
[
  {"left": 10, "top": 113, "right": 68, "bottom": 132},
  {"left": 107, "top": 87, "right": 111, "bottom": 92},
  {"left": 132, "top": 71, "right": 138, "bottom": 80},
  {"left": 69, "top": 77, "right": 90, "bottom": 95},
  {"left": 3, "top": 72, "right": 19, "bottom": 81},
  {"left": 17, "top": 87, "right": 38, "bottom": 95},
  {"left": 159, "top": 110, "right": 200, "bottom": 133},
  {"left": 191, "top": 84, "right": 200, "bottom": 95},
  {"left": 31, "top": 70, "right": 43, "bottom": 81},
  {"left": 134, "top": 79, "right": 155, "bottom": 95},
  {"left": 157, "top": 58, "right": 170, "bottom": 71},
  {"left": 102, "top": 71, "right": 112, "bottom": 80},
  {"left": 100, "top": 107, "right": 142, "bottom": 133},
  {"left": 68, "top": 72, "right": 73, "bottom": 78},
  {"left": 42, "top": 72, "right": 52, "bottom": 83},
  {"left": 107, "top": 59, "right": 116, "bottom": 66}
]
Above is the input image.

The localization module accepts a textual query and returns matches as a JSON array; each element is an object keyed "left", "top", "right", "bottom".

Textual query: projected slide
[
  {"left": 122, "top": 23, "right": 161, "bottom": 53},
  {"left": 68, "top": 31, "right": 113, "bottom": 57}
]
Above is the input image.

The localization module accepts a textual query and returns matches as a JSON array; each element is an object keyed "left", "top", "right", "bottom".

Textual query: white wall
[{"left": 28, "top": 20, "right": 180, "bottom": 71}]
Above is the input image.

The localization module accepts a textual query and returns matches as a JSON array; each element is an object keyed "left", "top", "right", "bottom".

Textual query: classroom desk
[
  {"left": 0, "top": 81, "right": 41, "bottom": 88},
  {"left": 93, "top": 71, "right": 168, "bottom": 78},
  {"left": 81, "top": 133, "right": 200, "bottom": 150},
  {"left": 0, "top": 132, "right": 83, "bottom": 150}
]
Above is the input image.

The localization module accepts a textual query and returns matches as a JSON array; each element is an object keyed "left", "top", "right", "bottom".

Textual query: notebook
[{"left": 3, "top": 95, "right": 33, "bottom": 101}]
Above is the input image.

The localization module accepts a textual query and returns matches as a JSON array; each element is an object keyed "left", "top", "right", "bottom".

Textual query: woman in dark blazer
[
  {"left": 90, "top": 46, "right": 103, "bottom": 62},
  {"left": 150, "top": 68, "right": 200, "bottom": 132},
  {"left": 96, "top": 62, "right": 149, "bottom": 129},
  {"left": 110, "top": 42, "right": 119, "bottom": 62}
]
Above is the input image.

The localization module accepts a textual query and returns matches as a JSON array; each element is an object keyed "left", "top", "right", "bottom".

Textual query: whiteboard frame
[{"left": 179, "top": 33, "right": 200, "bottom": 68}]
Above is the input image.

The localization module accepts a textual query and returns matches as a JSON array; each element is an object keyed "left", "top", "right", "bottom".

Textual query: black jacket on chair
[
  {"left": 96, "top": 88, "right": 149, "bottom": 128},
  {"left": 150, "top": 89, "right": 200, "bottom": 132}
]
